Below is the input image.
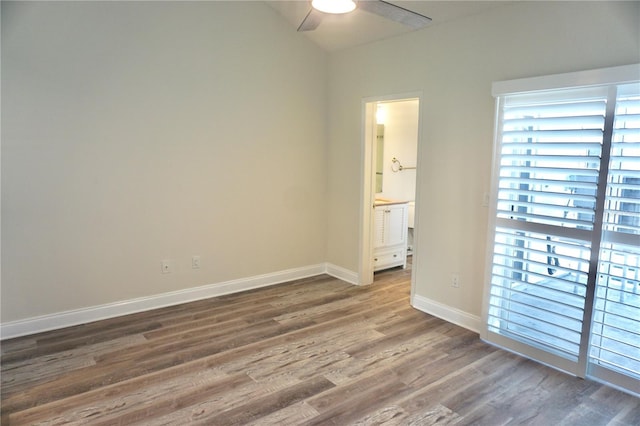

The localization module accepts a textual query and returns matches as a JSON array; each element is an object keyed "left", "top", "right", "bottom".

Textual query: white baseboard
[
  {"left": 325, "top": 263, "right": 359, "bottom": 285},
  {"left": 1, "top": 263, "right": 349, "bottom": 340},
  {"left": 411, "top": 294, "right": 481, "bottom": 334}
]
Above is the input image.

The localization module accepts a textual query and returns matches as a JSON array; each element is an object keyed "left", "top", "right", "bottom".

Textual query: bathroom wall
[{"left": 377, "top": 99, "right": 419, "bottom": 203}]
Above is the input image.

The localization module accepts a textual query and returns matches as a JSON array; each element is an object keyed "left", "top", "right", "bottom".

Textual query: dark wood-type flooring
[{"left": 2, "top": 263, "right": 639, "bottom": 425}]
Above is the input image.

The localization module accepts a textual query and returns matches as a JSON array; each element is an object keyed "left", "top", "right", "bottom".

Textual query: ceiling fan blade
[
  {"left": 298, "top": 9, "right": 324, "bottom": 32},
  {"left": 357, "top": 0, "right": 432, "bottom": 29}
]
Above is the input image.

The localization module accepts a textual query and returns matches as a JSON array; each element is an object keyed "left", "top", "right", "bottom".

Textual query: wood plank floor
[{"left": 2, "top": 263, "right": 639, "bottom": 425}]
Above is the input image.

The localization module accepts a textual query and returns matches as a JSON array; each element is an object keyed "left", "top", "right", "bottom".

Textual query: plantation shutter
[
  {"left": 589, "top": 83, "right": 640, "bottom": 390},
  {"left": 483, "top": 65, "right": 640, "bottom": 395},
  {"left": 486, "top": 86, "right": 606, "bottom": 374}
]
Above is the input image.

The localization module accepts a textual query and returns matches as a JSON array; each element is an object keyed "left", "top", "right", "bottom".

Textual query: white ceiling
[{"left": 265, "top": 1, "right": 513, "bottom": 52}]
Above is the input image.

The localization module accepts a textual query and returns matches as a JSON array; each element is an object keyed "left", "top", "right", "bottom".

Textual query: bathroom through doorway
[{"left": 359, "top": 94, "right": 421, "bottom": 287}]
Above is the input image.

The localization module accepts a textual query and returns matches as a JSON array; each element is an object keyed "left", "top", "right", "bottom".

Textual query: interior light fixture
[{"left": 311, "top": 0, "right": 356, "bottom": 14}]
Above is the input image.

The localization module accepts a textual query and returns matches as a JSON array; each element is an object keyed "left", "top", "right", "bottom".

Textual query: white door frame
[{"left": 359, "top": 92, "right": 423, "bottom": 287}]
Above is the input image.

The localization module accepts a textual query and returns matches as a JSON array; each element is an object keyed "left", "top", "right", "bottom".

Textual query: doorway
[{"left": 360, "top": 94, "right": 421, "bottom": 287}]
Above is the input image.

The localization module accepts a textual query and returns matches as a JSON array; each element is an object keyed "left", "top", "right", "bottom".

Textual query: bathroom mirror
[{"left": 375, "top": 124, "right": 384, "bottom": 193}]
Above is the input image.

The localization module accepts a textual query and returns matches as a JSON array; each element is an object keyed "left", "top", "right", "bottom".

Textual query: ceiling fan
[{"left": 298, "top": 0, "right": 432, "bottom": 32}]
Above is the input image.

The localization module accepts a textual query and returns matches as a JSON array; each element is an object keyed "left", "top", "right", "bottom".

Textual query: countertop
[{"left": 374, "top": 198, "right": 409, "bottom": 207}]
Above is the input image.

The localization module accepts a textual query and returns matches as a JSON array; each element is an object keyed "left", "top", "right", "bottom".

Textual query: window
[{"left": 483, "top": 64, "right": 640, "bottom": 396}]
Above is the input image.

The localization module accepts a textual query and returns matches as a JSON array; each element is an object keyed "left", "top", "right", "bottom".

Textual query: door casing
[{"left": 359, "top": 92, "right": 422, "bottom": 295}]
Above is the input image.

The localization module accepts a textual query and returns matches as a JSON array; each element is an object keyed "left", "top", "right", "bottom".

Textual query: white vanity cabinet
[{"left": 373, "top": 203, "right": 408, "bottom": 271}]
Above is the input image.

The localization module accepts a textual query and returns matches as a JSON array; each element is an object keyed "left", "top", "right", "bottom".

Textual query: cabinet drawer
[{"left": 373, "top": 247, "right": 406, "bottom": 271}]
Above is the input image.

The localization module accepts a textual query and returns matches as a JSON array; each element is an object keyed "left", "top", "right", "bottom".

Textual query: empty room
[{"left": 2, "top": 1, "right": 639, "bottom": 424}]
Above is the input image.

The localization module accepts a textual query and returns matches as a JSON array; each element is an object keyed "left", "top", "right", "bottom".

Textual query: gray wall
[
  {"left": 325, "top": 1, "right": 640, "bottom": 320},
  {"left": 2, "top": 1, "right": 328, "bottom": 322},
  {"left": 2, "top": 0, "right": 639, "bottom": 329}
]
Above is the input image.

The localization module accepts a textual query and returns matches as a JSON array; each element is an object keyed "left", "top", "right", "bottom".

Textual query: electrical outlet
[
  {"left": 192, "top": 255, "right": 201, "bottom": 269},
  {"left": 161, "top": 260, "right": 173, "bottom": 274},
  {"left": 451, "top": 274, "right": 460, "bottom": 288}
]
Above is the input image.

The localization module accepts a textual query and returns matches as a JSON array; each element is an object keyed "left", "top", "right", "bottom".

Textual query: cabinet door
[
  {"left": 373, "top": 207, "right": 386, "bottom": 248},
  {"left": 385, "top": 205, "right": 407, "bottom": 246}
]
